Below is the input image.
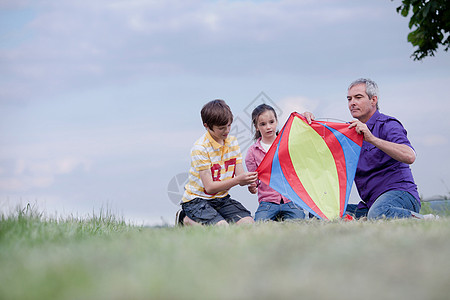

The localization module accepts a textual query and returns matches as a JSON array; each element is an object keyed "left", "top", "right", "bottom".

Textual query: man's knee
[{"left": 367, "top": 206, "right": 386, "bottom": 220}]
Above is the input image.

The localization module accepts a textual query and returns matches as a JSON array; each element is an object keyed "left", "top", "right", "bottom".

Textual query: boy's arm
[
  {"left": 234, "top": 163, "right": 245, "bottom": 176},
  {"left": 236, "top": 163, "right": 258, "bottom": 194},
  {"left": 199, "top": 164, "right": 258, "bottom": 195}
]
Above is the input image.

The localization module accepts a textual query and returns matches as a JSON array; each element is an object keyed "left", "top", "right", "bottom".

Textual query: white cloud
[
  {"left": 0, "top": 175, "right": 53, "bottom": 191},
  {"left": 13, "top": 159, "right": 26, "bottom": 175},
  {"left": 1, "top": 0, "right": 396, "bottom": 103},
  {"left": 0, "top": 119, "right": 204, "bottom": 194},
  {"left": 0, "top": 178, "right": 23, "bottom": 191},
  {"left": 277, "top": 96, "right": 320, "bottom": 124},
  {"left": 1, "top": 157, "right": 92, "bottom": 192}
]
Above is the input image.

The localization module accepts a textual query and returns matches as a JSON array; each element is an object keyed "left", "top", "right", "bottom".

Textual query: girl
[{"left": 245, "top": 104, "right": 306, "bottom": 221}]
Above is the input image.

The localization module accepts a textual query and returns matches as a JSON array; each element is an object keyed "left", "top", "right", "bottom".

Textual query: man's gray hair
[{"left": 348, "top": 78, "right": 379, "bottom": 110}]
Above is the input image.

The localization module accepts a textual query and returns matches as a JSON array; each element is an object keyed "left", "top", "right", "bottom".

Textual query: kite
[{"left": 256, "top": 112, "right": 363, "bottom": 220}]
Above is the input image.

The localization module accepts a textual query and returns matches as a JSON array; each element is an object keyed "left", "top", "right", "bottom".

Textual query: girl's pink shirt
[{"left": 245, "top": 138, "right": 290, "bottom": 204}]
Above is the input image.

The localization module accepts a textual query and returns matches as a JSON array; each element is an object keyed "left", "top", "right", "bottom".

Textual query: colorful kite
[{"left": 256, "top": 112, "right": 363, "bottom": 220}]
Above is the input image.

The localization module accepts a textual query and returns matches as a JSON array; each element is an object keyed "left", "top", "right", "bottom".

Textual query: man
[{"left": 345, "top": 78, "right": 436, "bottom": 219}]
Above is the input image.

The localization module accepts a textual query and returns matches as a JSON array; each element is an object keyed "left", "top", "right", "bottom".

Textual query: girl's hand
[
  {"left": 248, "top": 186, "right": 257, "bottom": 194},
  {"left": 248, "top": 182, "right": 258, "bottom": 194}
]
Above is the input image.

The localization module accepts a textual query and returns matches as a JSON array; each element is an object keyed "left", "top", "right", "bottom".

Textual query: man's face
[{"left": 347, "top": 83, "right": 377, "bottom": 123}]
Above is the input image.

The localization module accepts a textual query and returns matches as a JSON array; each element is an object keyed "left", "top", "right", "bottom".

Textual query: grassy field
[{"left": 1, "top": 206, "right": 449, "bottom": 300}]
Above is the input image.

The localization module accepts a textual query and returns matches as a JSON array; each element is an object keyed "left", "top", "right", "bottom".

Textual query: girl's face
[{"left": 256, "top": 110, "right": 277, "bottom": 141}]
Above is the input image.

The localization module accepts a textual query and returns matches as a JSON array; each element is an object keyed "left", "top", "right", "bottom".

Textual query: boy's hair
[{"left": 201, "top": 99, "right": 233, "bottom": 129}]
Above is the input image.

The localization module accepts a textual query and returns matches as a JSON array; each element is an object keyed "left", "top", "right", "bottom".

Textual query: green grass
[
  {"left": 1, "top": 206, "right": 449, "bottom": 300},
  {"left": 420, "top": 200, "right": 450, "bottom": 216}
]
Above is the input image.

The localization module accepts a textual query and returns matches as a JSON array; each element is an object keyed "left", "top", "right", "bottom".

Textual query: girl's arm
[
  {"left": 245, "top": 149, "right": 258, "bottom": 172},
  {"left": 244, "top": 149, "right": 258, "bottom": 194}
]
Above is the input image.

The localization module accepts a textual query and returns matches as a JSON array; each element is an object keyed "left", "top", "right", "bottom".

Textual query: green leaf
[
  {"left": 395, "top": 0, "right": 450, "bottom": 60},
  {"left": 422, "top": 3, "right": 431, "bottom": 18},
  {"left": 401, "top": 5, "right": 410, "bottom": 17}
]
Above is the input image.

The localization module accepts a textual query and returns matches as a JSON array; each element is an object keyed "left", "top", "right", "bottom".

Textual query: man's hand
[
  {"left": 348, "top": 120, "right": 375, "bottom": 143},
  {"left": 302, "top": 111, "right": 315, "bottom": 124}
]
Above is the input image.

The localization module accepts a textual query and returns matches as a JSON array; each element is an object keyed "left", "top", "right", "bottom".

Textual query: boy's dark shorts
[{"left": 182, "top": 195, "right": 252, "bottom": 225}]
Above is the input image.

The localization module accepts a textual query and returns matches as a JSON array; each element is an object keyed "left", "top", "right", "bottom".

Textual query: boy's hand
[{"left": 236, "top": 172, "right": 258, "bottom": 186}]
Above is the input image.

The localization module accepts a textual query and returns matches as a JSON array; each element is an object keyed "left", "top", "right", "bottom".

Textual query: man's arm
[
  {"left": 349, "top": 120, "right": 416, "bottom": 164},
  {"left": 199, "top": 164, "right": 258, "bottom": 195}
]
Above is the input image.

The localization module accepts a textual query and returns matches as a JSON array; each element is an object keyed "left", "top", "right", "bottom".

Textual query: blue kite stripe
[{"left": 322, "top": 124, "right": 362, "bottom": 213}]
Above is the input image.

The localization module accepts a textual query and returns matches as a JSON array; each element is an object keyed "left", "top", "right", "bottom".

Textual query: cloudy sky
[{"left": 1, "top": 0, "right": 449, "bottom": 225}]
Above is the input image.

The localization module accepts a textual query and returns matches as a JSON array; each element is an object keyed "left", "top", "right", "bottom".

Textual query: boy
[{"left": 177, "top": 99, "right": 258, "bottom": 226}]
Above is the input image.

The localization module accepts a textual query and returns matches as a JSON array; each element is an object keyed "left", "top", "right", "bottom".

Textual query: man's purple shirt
[{"left": 355, "top": 110, "right": 420, "bottom": 209}]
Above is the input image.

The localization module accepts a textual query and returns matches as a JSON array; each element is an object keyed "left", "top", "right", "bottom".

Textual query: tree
[{"left": 393, "top": 0, "right": 450, "bottom": 60}]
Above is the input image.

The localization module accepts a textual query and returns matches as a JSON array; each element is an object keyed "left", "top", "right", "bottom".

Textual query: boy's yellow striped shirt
[{"left": 182, "top": 131, "right": 242, "bottom": 203}]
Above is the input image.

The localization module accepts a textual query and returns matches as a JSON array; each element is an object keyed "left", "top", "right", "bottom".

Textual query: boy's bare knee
[
  {"left": 183, "top": 216, "right": 201, "bottom": 226},
  {"left": 216, "top": 220, "right": 229, "bottom": 226},
  {"left": 236, "top": 216, "right": 255, "bottom": 225}
]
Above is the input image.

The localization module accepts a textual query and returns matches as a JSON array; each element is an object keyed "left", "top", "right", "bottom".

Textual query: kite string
[{"left": 315, "top": 117, "right": 349, "bottom": 123}]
